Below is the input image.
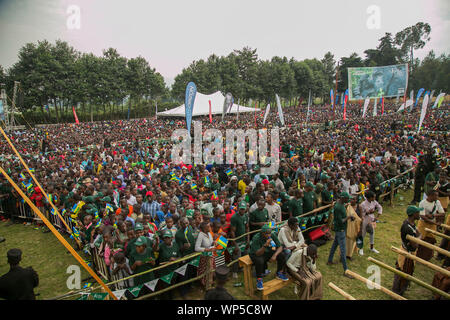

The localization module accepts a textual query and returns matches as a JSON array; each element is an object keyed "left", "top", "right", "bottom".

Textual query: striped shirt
[{"left": 141, "top": 201, "right": 161, "bottom": 220}]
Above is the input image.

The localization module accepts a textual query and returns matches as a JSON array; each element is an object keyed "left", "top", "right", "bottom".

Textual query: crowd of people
[{"left": 0, "top": 98, "right": 448, "bottom": 300}]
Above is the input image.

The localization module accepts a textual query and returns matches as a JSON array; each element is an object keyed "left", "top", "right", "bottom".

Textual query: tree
[
  {"left": 395, "top": 22, "right": 431, "bottom": 72},
  {"left": 321, "top": 52, "right": 336, "bottom": 90},
  {"left": 364, "top": 33, "right": 402, "bottom": 66},
  {"left": 337, "top": 53, "right": 364, "bottom": 92}
]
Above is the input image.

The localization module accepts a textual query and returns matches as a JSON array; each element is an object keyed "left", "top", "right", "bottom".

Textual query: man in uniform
[
  {"left": 326, "top": 192, "right": 355, "bottom": 278},
  {"left": 0, "top": 249, "right": 39, "bottom": 300},
  {"left": 204, "top": 265, "right": 235, "bottom": 300}
]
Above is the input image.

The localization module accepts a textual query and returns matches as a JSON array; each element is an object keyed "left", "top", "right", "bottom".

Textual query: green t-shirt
[
  {"left": 249, "top": 208, "right": 269, "bottom": 231},
  {"left": 303, "top": 191, "right": 316, "bottom": 213},
  {"left": 333, "top": 202, "right": 347, "bottom": 232},
  {"left": 288, "top": 198, "right": 303, "bottom": 217},
  {"left": 158, "top": 242, "right": 181, "bottom": 275},
  {"left": 249, "top": 231, "right": 281, "bottom": 257},
  {"left": 129, "top": 247, "right": 155, "bottom": 285},
  {"left": 175, "top": 226, "right": 196, "bottom": 256},
  {"left": 230, "top": 212, "right": 249, "bottom": 243},
  {"left": 321, "top": 189, "right": 333, "bottom": 204},
  {"left": 424, "top": 172, "right": 438, "bottom": 193}
]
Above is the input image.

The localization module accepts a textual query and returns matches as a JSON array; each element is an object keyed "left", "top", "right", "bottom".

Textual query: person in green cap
[
  {"left": 129, "top": 236, "right": 156, "bottom": 286},
  {"left": 230, "top": 201, "right": 250, "bottom": 279},
  {"left": 326, "top": 192, "right": 355, "bottom": 278},
  {"left": 392, "top": 206, "right": 423, "bottom": 296},
  {"left": 249, "top": 198, "right": 269, "bottom": 235},
  {"left": 249, "top": 224, "right": 289, "bottom": 291},
  {"left": 157, "top": 229, "right": 181, "bottom": 299}
]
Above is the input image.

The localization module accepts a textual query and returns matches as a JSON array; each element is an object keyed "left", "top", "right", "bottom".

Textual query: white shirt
[
  {"left": 286, "top": 247, "right": 316, "bottom": 273},
  {"left": 265, "top": 203, "right": 282, "bottom": 223},
  {"left": 126, "top": 195, "right": 137, "bottom": 206},
  {"left": 419, "top": 199, "right": 444, "bottom": 222},
  {"left": 278, "top": 226, "right": 305, "bottom": 249}
]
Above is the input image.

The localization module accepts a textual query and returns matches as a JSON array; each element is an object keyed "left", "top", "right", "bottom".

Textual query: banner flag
[
  {"left": 222, "top": 93, "right": 232, "bottom": 122},
  {"left": 362, "top": 97, "right": 370, "bottom": 118},
  {"left": 417, "top": 94, "right": 429, "bottom": 133},
  {"left": 174, "top": 264, "right": 188, "bottom": 276},
  {"left": 372, "top": 98, "right": 377, "bottom": 117},
  {"left": 275, "top": 94, "right": 284, "bottom": 126},
  {"left": 144, "top": 279, "right": 159, "bottom": 292},
  {"left": 189, "top": 256, "right": 200, "bottom": 267},
  {"left": 112, "top": 289, "right": 127, "bottom": 300},
  {"left": 0, "top": 100, "right": 4, "bottom": 121},
  {"left": 208, "top": 100, "right": 212, "bottom": 123},
  {"left": 155, "top": 100, "right": 158, "bottom": 117},
  {"left": 91, "top": 292, "right": 108, "bottom": 300},
  {"left": 72, "top": 106, "right": 80, "bottom": 124},
  {"left": 432, "top": 93, "right": 446, "bottom": 109},
  {"left": 263, "top": 104, "right": 270, "bottom": 125},
  {"left": 330, "top": 89, "right": 334, "bottom": 109},
  {"left": 127, "top": 104, "right": 130, "bottom": 120},
  {"left": 237, "top": 98, "right": 240, "bottom": 121},
  {"left": 381, "top": 96, "right": 385, "bottom": 115},
  {"left": 306, "top": 90, "right": 311, "bottom": 123},
  {"left": 410, "top": 90, "right": 414, "bottom": 103},
  {"left": 128, "top": 285, "right": 143, "bottom": 298},
  {"left": 226, "top": 96, "right": 234, "bottom": 114},
  {"left": 415, "top": 88, "right": 425, "bottom": 107},
  {"left": 429, "top": 90, "right": 435, "bottom": 104},
  {"left": 397, "top": 99, "right": 413, "bottom": 112},
  {"left": 343, "top": 93, "right": 348, "bottom": 120},
  {"left": 160, "top": 272, "right": 174, "bottom": 284},
  {"left": 335, "top": 94, "right": 339, "bottom": 106},
  {"left": 185, "top": 82, "right": 197, "bottom": 133}
]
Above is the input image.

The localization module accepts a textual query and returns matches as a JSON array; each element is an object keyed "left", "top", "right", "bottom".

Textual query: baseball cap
[{"left": 406, "top": 206, "right": 424, "bottom": 216}]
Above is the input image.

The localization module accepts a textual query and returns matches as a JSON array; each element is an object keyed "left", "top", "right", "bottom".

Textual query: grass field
[{"left": 0, "top": 189, "right": 445, "bottom": 300}]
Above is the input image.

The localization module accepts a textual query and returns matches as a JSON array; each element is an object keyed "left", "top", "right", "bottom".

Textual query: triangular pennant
[
  {"left": 91, "top": 292, "right": 108, "bottom": 300},
  {"left": 112, "top": 289, "right": 127, "bottom": 300},
  {"left": 174, "top": 264, "right": 188, "bottom": 276},
  {"left": 77, "top": 293, "right": 90, "bottom": 300},
  {"left": 160, "top": 272, "right": 174, "bottom": 284},
  {"left": 189, "top": 256, "right": 200, "bottom": 267},
  {"left": 128, "top": 284, "right": 143, "bottom": 298},
  {"left": 144, "top": 279, "right": 159, "bottom": 292}
]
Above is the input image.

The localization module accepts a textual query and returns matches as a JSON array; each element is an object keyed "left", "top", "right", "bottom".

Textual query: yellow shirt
[{"left": 238, "top": 180, "right": 247, "bottom": 195}]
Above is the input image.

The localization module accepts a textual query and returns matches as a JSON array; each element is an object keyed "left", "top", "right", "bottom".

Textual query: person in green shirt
[
  {"left": 175, "top": 217, "right": 196, "bottom": 257},
  {"left": 158, "top": 229, "right": 181, "bottom": 276},
  {"left": 230, "top": 201, "right": 250, "bottom": 278},
  {"left": 321, "top": 181, "right": 334, "bottom": 206},
  {"left": 249, "top": 224, "right": 289, "bottom": 291},
  {"left": 303, "top": 182, "right": 317, "bottom": 214},
  {"left": 424, "top": 167, "right": 440, "bottom": 196},
  {"left": 249, "top": 198, "right": 269, "bottom": 234},
  {"left": 326, "top": 192, "right": 355, "bottom": 278},
  {"left": 288, "top": 189, "right": 304, "bottom": 217},
  {"left": 129, "top": 236, "right": 156, "bottom": 285}
]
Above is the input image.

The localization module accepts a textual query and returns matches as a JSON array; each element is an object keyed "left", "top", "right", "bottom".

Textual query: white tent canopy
[{"left": 157, "top": 91, "right": 257, "bottom": 117}]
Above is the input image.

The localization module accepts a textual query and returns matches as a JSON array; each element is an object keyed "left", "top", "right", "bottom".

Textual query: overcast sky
[{"left": 0, "top": 0, "right": 448, "bottom": 87}]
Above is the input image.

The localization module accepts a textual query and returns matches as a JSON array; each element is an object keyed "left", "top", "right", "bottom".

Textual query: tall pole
[{"left": 334, "top": 62, "right": 339, "bottom": 114}]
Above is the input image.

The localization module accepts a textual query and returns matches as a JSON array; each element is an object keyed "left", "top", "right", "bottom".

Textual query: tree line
[{"left": 0, "top": 21, "right": 448, "bottom": 123}]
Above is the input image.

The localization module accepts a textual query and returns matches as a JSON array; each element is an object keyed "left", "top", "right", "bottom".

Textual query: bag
[{"left": 309, "top": 225, "right": 332, "bottom": 241}]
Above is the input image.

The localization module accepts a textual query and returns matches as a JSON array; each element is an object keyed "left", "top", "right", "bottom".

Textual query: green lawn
[{"left": 0, "top": 189, "right": 444, "bottom": 300}]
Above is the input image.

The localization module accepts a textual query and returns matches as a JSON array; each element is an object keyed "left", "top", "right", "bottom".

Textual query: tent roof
[{"left": 157, "top": 91, "right": 257, "bottom": 117}]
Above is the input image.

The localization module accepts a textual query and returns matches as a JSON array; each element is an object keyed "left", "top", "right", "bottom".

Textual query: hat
[
  {"left": 230, "top": 176, "right": 238, "bottom": 181},
  {"left": 280, "top": 192, "right": 290, "bottom": 201},
  {"left": 185, "top": 209, "right": 194, "bottom": 217},
  {"left": 201, "top": 208, "right": 209, "bottom": 216},
  {"left": 146, "top": 191, "right": 153, "bottom": 197},
  {"left": 320, "top": 174, "right": 330, "bottom": 180},
  {"left": 306, "top": 182, "right": 315, "bottom": 189},
  {"left": 315, "top": 183, "right": 324, "bottom": 190},
  {"left": 239, "top": 201, "right": 247, "bottom": 209},
  {"left": 253, "top": 165, "right": 260, "bottom": 171},
  {"left": 7, "top": 248, "right": 22, "bottom": 265},
  {"left": 83, "top": 178, "right": 92, "bottom": 184},
  {"left": 134, "top": 223, "right": 144, "bottom": 231},
  {"left": 215, "top": 265, "right": 230, "bottom": 281},
  {"left": 261, "top": 224, "right": 271, "bottom": 233},
  {"left": 135, "top": 236, "right": 147, "bottom": 246},
  {"left": 83, "top": 196, "right": 94, "bottom": 203},
  {"left": 162, "top": 230, "right": 173, "bottom": 238},
  {"left": 262, "top": 179, "right": 269, "bottom": 185},
  {"left": 340, "top": 192, "right": 351, "bottom": 199},
  {"left": 406, "top": 206, "right": 424, "bottom": 216},
  {"left": 95, "top": 192, "right": 104, "bottom": 199},
  {"left": 101, "top": 196, "right": 111, "bottom": 203}
]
